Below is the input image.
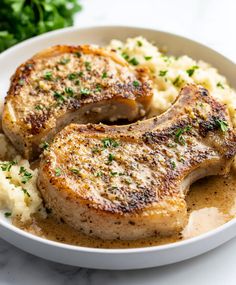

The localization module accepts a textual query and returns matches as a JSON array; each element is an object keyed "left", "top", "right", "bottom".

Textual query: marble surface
[{"left": 1, "top": 0, "right": 236, "bottom": 284}]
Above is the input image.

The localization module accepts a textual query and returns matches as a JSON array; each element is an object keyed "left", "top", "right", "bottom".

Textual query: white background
[{"left": 1, "top": 0, "right": 236, "bottom": 284}]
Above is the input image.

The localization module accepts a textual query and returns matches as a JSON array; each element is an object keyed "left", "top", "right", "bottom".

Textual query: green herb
[
  {"left": 129, "top": 57, "right": 139, "bottom": 66},
  {"left": 144, "top": 56, "right": 152, "bottom": 61},
  {"left": 65, "top": 87, "right": 74, "bottom": 96},
  {"left": 110, "top": 171, "right": 118, "bottom": 176},
  {"left": 175, "top": 125, "right": 192, "bottom": 145},
  {"left": 80, "top": 88, "right": 90, "bottom": 96},
  {"left": 74, "top": 52, "right": 81, "bottom": 58},
  {"left": 102, "top": 72, "right": 108, "bottom": 79},
  {"left": 70, "top": 168, "right": 80, "bottom": 174},
  {"left": 173, "top": 76, "right": 182, "bottom": 87},
  {"left": 68, "top": 73, "right": 77, "bottom": 80},
  {"left": 18, "top": 79, "right": 24, "bottom": 86},
  {"left": 95, "top": 171, "right": 103, "bottom": 177},
  {"left": 122, "top": 52, "right": 129, "bottom": 60},
  {"left": 54, "top": 91, "right": 65, "bottom": 102},
  {"left": 215, "top": 119, "right": 228, "bottom": 132},
  {"left": 22, "top": 188, "right": 31, "bottom": 197},
  {"left": 55, "top": 168, "right": 61, "bottom": 177},
  {"left": 0, "top": 161, "right": 16, "bottom": 171},
  {"left": 75, "top": 80, "right": 80, "bottom": 85},
  {"left": 40, "top": 141, "right": 49, "bottom": 150},
  {"left": 44, "top": 71, "right": 53, "bottom": 80},
  {"left": 108, "top": 153, "right": 115, "bottom": 163},
  {"left": 159, "top": 70, "right": 168, "bottom": 77},
  {"left": 133, "top": 80, "right": 140, "bottom": 87},
  {"left": 35, "top": 105, "right": 43, "bottom": 111},
  {"left": 85, "top": 61, "right": 91, "bottom": 71},
  {"left": 59, "top": 58, "right": 70, "bottom": 65},
  {"left": 4, "top": 212, "right": 11, "bottom": 218},
  {"left": 137, "top": 40, "right": 143, "bottom": 47},
  {"left": 95, "top": 83, "right": 103, "bottom": 92},
  {"left": 19, "top": 166, "right": 32, "bottom": 184},
  {"left": 124, "top": 178, "right": 132, "bottom": 185},
  {"left": 102, "top": 138, "right": 119, "bottom": 148},
  {"left": 186, "top": 65, "right": 199, "bottom": 77},
  {"left": 217, "top": 82, "right": 224, "bottom": 89},
  {"left": 78, "top": 71, "right": 84, "bottom": 77},
  {"left": 0, "top": 0, "right": 82, "bottom": 52},
  {"left": 170, "top": 160, "right": 176, "bottom": 169}
]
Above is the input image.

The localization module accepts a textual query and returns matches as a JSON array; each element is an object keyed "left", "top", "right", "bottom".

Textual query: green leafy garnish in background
[{"left": 0, "top": 0, "right": 82, "bottom": 52}]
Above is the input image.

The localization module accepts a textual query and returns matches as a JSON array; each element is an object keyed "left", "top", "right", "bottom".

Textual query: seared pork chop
[
  {"left": 2, "top": 45, "right": 153, "bottom": 160},
  {"left": 38, "top": 84, "right": 236, "bottom": 240}
]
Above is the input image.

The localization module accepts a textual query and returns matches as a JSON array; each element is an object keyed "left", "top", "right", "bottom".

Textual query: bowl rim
[{"left": 0, "top": 24, "right": 235, "bottom": 255}]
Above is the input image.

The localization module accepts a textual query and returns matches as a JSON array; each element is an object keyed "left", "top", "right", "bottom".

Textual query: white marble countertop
[{"left": 1, "top": 0, "right": 236, "bottom": 284}]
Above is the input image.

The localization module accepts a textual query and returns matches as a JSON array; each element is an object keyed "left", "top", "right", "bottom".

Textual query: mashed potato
[
  {"left": 0, "top": 134, "right": 44, "bottom": 222},
  {"left": 108, "top": 37, "right": 236, "bottom": 126}
]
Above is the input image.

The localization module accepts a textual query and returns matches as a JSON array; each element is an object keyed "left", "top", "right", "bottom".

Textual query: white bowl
[{"left": 0, "top": 26, "right": 236, "bottom": 270}]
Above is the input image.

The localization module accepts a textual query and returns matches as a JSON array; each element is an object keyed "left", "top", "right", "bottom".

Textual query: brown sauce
[{"left": 15, "top": 172, "right": 236, "bottom": 249}]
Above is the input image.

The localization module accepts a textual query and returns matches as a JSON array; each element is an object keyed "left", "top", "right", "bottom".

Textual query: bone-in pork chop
[
  {"left": 2, "top": 45, "right": 153, "bottom": 160},
  {"left": 38, "top": 84, "right": 236, "bottom": 240}
]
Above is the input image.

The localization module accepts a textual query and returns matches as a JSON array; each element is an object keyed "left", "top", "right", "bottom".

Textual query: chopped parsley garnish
[
  {"left": 159, "top": 70, "right": 168, "bottom": 77},
  {"left": 4, "top": 212, "right": 11, "bottom": 218},
  {"left": 133, "top": 80, "right": 140, "bottom": 87},
  {"left": 102, "top": 71, "right": 107, "bottom": 79},
  {"left": 102, "top": 138, "right": 119, "bottom": 148},
  {"left": 78, "top": 71, "right": 84, "bottom": 77},
  {"left": 19, "top": 166, "right": 32, "bottom": 184},
  {"left": 70, "top": 168, "right": 80, "bottom": 174},
  {"left": 74, "top": 52, "right": 81, "bottom": 58},
  {"left": 59, "top": 58, "right": 70, "bottom": 65},
  {"left": 75, "top": 80, "right": 80, "bottom": 85},
  {"left": 95, "top": 83, "right": 103, "bottom": 92},
  {"left": 173, "top": 76, "right": 182, "bottom": 87},
  {"left": 110, "top": 171, "right": 118, "bottom": 176},
  {"left": 215, "top": 119, "right": 228, "bottom": 132},
  {"left": 40, "top": 141, "right": 49, "bottom": 150},
  {"left": 35, "top": 105, "right": 43, "bottom": 111},
  {"left": 65, "top": 87, "right": 74, "bottom": 96},
  {"left": 0, "top": 161, "right": 16, "bottom": 171},
  {"left": 85, "top": 61, "right": 91, "bottom": 71},
  {"left": 55, "top": 168, "right": 61, "bottom": 176},
  {"left": 170, "top": 160, "right": 176, "bottom": 169},
  {"left": 54, "top": 91, "right": 65, "bottom": 102},
  {"left": 108, "top": 153, "right": 115, "bottom": 163},
  {"left": 175, "top": 125, "right": 192, "bottom": 145},
  {"left": 144, "top": 56, "right": 152, "bottom": 61},
  {"left": 122, "top": 52, "right": 129, "bottom": 60},
  {"left": 217, "top": 82, "right": 224, "bottom": 89},
  {"left": 18, "top": 79, "right": 24, "bottom": 86},
  {"left": 186, "top": 65, "right": 199, "bottom": 77},
  {"left": 68, "top": 73, "right": 77, "bottom": 80},
  {"left": 44, "top": 71, "right": 53, "bottom": 80},
  {"left": 95, "top": 171, "right": 103, "bottom": 177},
  {"left": 129, "top": 57, "right": 139, "bottom": 66},
  {"left": 80, "top": 88, "right": 90, "bottom": 96},
  {"left": 22, "top": 188, "right": 31, "bottom": 197},
  {"left": 137, "top": 40, "right": 143, "bottom": 47}
]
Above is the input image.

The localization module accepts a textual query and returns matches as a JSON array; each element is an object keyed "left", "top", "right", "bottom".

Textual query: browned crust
[{"left": 38, "top": 84, "right": 236, "bottom": 216}]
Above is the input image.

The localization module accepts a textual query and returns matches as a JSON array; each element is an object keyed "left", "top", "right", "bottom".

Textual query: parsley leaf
[
  {"left": 215, "top": 119, "right": 228, "bottom": 132},
  {"left": 0, "top": 0, "right": 82, "bottom": 52}
]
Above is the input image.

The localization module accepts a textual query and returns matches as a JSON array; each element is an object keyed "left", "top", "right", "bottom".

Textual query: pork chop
[
  {"left": 38, "top": 84, "right": 236, "bottom": 240},
  {"left": 2, "top": 45, "right": 153, "bottom": 160}
]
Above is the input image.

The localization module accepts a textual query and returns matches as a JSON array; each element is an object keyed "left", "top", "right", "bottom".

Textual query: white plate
[{"left": 0, "top": 26, "right": 236, "bottom": 270}]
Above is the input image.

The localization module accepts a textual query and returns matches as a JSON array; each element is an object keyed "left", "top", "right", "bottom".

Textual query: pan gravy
[{"left": 15, "top": 172, "right": 236, "bottom": 249}]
